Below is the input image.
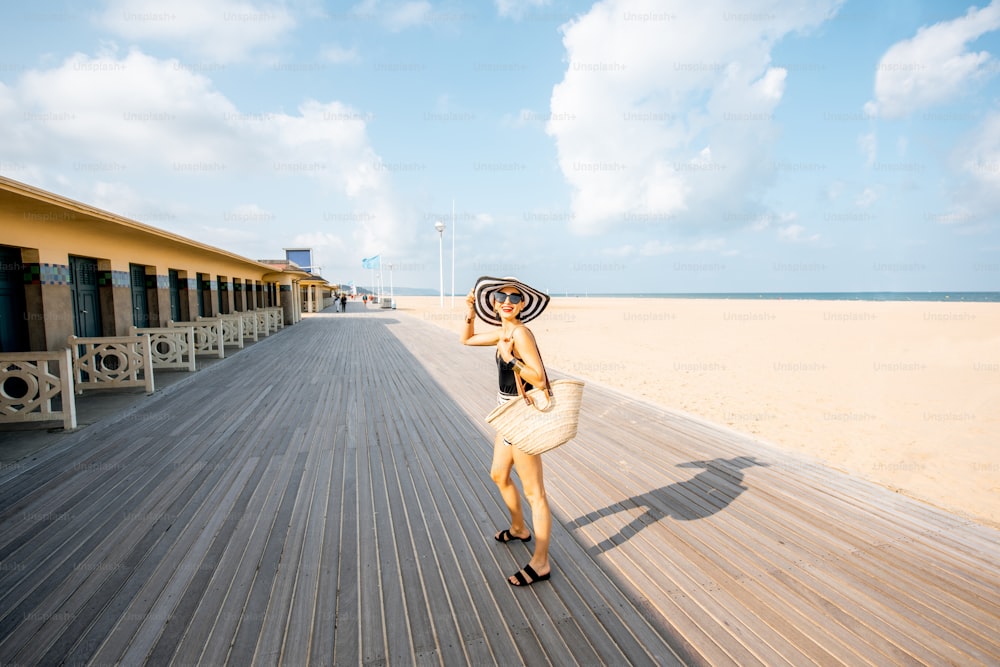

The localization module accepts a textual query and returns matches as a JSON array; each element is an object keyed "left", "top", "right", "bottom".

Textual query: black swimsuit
[{"left": 497, "top": 352, "right": 533, "bottom": 396}]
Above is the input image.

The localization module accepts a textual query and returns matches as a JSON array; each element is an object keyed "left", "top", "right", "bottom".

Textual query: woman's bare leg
[
  {"left": 490, "top": 434, "right": 530, "bottom": 539},
  {"left": 508, "top": 447, "right": 550, "bottom": 582}
]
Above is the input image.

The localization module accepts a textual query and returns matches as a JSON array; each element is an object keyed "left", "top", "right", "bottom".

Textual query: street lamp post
[
  {"left": 388, "top": 262, "right": 394, "bottom": 307},
  {"left": 434, "top": 220, "right": 446, "bottom": 307},
  {"left": 450, "top": 199, "right": 455, "bottom": 309}
]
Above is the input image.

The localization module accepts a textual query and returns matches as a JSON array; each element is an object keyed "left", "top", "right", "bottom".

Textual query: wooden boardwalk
[{"left": 1, "top": 305, "right": 998, "bottom": 666}]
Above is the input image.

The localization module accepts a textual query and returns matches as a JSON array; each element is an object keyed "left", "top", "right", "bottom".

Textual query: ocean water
[{"left": 565, "top": 292, "right": 1000, "bottom": 302}]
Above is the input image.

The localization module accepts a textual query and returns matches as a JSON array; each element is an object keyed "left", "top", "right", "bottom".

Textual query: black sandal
[
  {"left": 494, "top": 529, "right": 532, "bottom": 543},
  {"left": 508, "top": 564, "right": 551, "bottom": 587}
]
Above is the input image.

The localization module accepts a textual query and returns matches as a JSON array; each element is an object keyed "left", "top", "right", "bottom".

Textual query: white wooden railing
[
  {"left": 0, "top": 349, "right": 77, "bottom": 430},
  {"left": 199, "top": 315, "right": 243, "bottom": 350},
  {"left": 69, "top": 335, "right": 155, "bottom": 395},
  {"left": 255, "top": 310, "right": 270, "bottom": 338},
  {"left": 129, "top": 326, "right": 196, "bottom": 372},
  {"left": 266, "top": 307, "right": 284, "bottom": 331},
  {"left": 169, "top": 319, "right": 224, "bottom": 359},
  {"left": 238, "top": 311, "right": 258, "bottom": 343}
]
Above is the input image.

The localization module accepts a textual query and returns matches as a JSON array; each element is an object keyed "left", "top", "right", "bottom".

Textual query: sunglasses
[{"left": 493, "top": 292, "right": 524, "bottom": 304}]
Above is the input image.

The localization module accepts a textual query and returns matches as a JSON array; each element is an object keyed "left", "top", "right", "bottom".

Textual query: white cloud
[
  {"left": 615, "top": 236, "right": 729, "bottom": 257},
  {"left": 602, "top": 244, "right": 636, "bottom": 257},
  {"left": 856, "top": 187, "right": 878, "bottom": 208},
  {"left": 321, "top": 45, "right": 361, "bottom": 64},
  {"left": 0, "top": 48, "right": 410, "bottom": 255},
  {"left": 290, "top": 231, "right": 348, "bottom": 258},
  {"left": 960, "top": 111, "right": 1000, "bottom": 187},
  {"left": 496, "top": 0, "right": 551, "bottom": 19},
  {"left": 858, "top": 131, "right": 877, "bottom": 166},
  {"left": 867, "top": 0, "right": 1000, "bottom": 119},
  {"left": 825, "top": 180, "right": 845, "bottom": 202},
  {"left": 639, "top": 240, "right": 676, "bottom": 256},
  {"left": 89, "top": 180, "right": 154, "bottom": 219},
  {"left": 949, "top": 110, "right": 1000, "bottom": 224},
  {"left": 384, "top": 1, "right": 432, "bottom": 31},
  {"left": 13, "top": 49, "right": 241, "bottom": 166},
  {"left": 98, "top": 0, "right": 296, "bottom": 62},
  {"left": 547, "top": 0, "right": 843, "bottom": 236},
  {"left": 196, "top": 225, "right": 262, "bottom": 245},
  {"left": 349, "top": 0, "right": 432, "bottom": 31},
  {"left": 777, "top": 223, "right": 819, "bottom": 243},
  {"left": 225, "top": 203, "right": 275, "bottom": 224}
]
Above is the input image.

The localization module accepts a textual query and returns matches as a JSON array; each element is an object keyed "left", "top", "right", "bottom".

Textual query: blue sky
[{"left": 1, "top": 0, "right": 998, "bottom": 294}]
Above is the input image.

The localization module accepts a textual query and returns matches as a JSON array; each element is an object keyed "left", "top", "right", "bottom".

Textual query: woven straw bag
[
  {"left": 486, "top": 379, "right": 585, "bottom": 455},
  {"left": 485, "top": 327, "right": 585, "bottom": 455}
]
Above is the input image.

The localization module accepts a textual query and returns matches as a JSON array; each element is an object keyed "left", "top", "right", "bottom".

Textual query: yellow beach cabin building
[
  {"left": 0, "top": 175, "right": 334, "bottom": 352},
  {"left": 0, "top": 175, "right": 333, "bottom": 429}
]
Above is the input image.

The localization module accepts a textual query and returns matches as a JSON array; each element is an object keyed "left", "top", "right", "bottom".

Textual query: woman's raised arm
[{"left": 461, "top": 289, "right": 501, "bottom": 346}]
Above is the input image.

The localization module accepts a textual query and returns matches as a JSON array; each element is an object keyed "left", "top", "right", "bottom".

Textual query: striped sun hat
[{"left": 473, "top": 276, "right": 550, "bottom": 326}]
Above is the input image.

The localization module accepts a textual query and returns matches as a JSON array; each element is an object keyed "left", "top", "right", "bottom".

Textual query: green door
[
  {"left": 70, "top": 256, "right": 101, "bottom": 337},
  {"left": 197, "top": 276, "right": 206, "bottom": 317},
  {"left": 168, "top": 270, "right": 181, "bottom": 321},
  {"left": 130, "top": 264, "right": 149, "bottom": 328},
  {"left": 0, "top": 246, "right": 29, "bottom": 352}
]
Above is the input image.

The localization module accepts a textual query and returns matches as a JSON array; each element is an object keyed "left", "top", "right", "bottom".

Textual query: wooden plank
[
  {"left": 144, "top": 449, "right": 277, "bottom": 664},
  {"left": 32, "top": 444, "right": 226, "bottom": 665},
  {"left": 98, "top": 455, "right": 261, "bottom": 665},
  {"left": 308, "top": 421, "right": 348, "bottom": 666},
  {"left": 356, "top": 365, "right": 389, "bottom": 666},
  {"left": 252, "top": 438, "right": 322, "bottom": 664},
  {"left": 226, "top": 448, "right": 309, "bottom": 666},
  {"left": 331, "top": 380, "right": 361, "bottom": 666},
  {"left": 0, "top": 442, "right": 172, "bottom": 659},
  {"left": 269, "top": 380, "right": 340, "bottom": 665}
]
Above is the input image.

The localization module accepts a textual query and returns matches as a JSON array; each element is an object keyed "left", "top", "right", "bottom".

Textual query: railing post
[
  {"left": 139, "top": 333, "right": 154, "bottom": 394},
  {"left": 59, "top": 347, "right": 77, "bottom": 429}
]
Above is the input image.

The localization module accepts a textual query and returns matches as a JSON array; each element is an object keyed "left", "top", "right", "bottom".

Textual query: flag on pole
[{"left": 362, "top": 255, "right": 380, "bottom": 269}]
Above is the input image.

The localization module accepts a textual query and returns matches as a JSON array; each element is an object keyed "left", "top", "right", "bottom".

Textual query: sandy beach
[{"left": 395, "top": 295, "right": 1000, "bottom": 527}]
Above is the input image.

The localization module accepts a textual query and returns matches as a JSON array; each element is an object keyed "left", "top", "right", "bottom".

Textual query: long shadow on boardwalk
[
  {"left": 0, "top": 311, "right": 687, "bottom": 666},
  {"left": 573, "top": 457, "right": 770, "bottom": 555}
]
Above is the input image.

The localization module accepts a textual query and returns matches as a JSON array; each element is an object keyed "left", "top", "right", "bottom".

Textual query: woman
[{"left": 461, "top": 276, "right": 552, "bottom": 587}]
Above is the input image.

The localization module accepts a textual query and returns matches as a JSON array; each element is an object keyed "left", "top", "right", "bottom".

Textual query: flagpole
[{"left": 434, "top": 220, "right": 445, "bottom": 308}]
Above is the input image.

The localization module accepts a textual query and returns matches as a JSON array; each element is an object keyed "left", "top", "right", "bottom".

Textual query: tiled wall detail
[
  {"left": 104, "top": 270, "right": 130, "bottom": 288},
  {"left": 36, "top": 263, "right": 70, "bottom": 285}
]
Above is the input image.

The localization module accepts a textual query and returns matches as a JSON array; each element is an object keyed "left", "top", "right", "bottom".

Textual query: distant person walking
[
  {"left": 340, "top": 294, "right": 347, "bottom": 312},
  {"left": 461, "top": 276, "right": 553, "bottom": 587}
]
